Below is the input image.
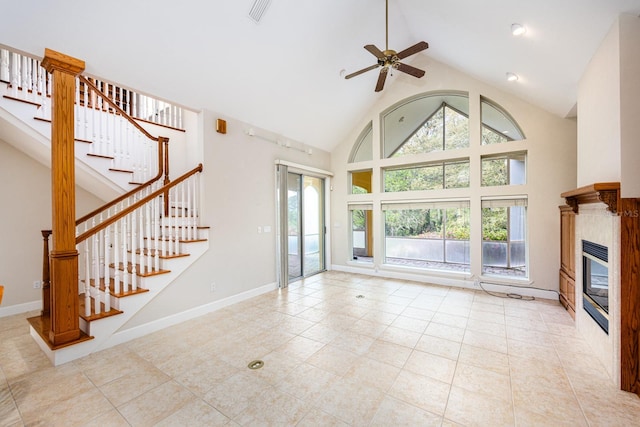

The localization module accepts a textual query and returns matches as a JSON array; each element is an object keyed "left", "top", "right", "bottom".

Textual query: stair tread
[
  {"left": 28, "top": 315, "right": 94, "bottom": 350},
  {"left": 110, "top": 262, "right": 171, "bottom": 277},
  {"left": 144, "top": 236, "right": 207, "bottom": 243},
  {"left": 84, "top": 277, "right": 149, "bottom": 297},
  {"left": 79, "top": 293, "right": 123, "bottom": 321},
  {"left": 133, "top": 248, "right": 190, "bottom": 259},
  {"left": 87, "top": 153, "right": 115, "bottom": 160},
  {"left": 109, "top": 167, "right": 133, "bottom": 174},
  {"left": 3, "top": 94, "right": 41, "bottom": 107}
]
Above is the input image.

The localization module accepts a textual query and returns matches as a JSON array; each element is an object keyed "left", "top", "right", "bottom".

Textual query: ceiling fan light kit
[{"left": 344, "top": 0, "right": 429, "bottom": 92}]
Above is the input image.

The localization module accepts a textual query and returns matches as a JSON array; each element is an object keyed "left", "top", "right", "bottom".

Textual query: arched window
[
  {"left": 348, "top": 121, "right": 373, "bottom": 163},
  {"left": 382, "top": 92, "right": 469, "bottom": 158},
  {"left": 481, "top": 96, "right": 525, "bottom": 144}
]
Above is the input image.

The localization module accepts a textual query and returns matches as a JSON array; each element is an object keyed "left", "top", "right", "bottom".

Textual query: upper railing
[{"left": 0, "top": 46, "right": 184, "bottom": 129}]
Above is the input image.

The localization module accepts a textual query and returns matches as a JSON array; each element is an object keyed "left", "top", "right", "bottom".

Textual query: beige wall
[
  {"left": 619, "top": 14, "right": 640, "bottom": 198},
  {"left": 330, "top": 55, "right": 577, "bottom": 294},
  {"left": 122, "top": 110, "right": 331, "bottom": 328},
  {"left": 577, "top": 19, "right": 622, "bottom": 186},
  {"left": 578, "top": 14, "right": 640, "bottom": 197},
  {"left": 0, "top": 139, "right": 103, "bottom": 310}
]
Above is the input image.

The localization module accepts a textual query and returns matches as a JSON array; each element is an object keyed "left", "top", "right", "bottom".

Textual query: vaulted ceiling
[{"left": 2, "top": 0, "right": 639, "bottom": 151}]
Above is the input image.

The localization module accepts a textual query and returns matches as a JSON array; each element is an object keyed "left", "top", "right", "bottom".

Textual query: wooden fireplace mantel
[{"left": 561, "top": 182, "right": 620, "bottom": 214}]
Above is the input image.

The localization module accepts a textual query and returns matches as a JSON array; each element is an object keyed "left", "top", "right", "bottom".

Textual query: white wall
[
  {"left": 577, "top": 19, "right": 622, "bottom": 187},
  {"left": 0, "top": 139, "right": 103, "bottom": 312},
  {"left": 121, "top": 111, "right": 331, "bottom": 328},
  {"left": 619, "top": 14, "right": 640, "bottom": 198},
  {"left": 330, "top": 55, "right": 577, "bottom": 294}
]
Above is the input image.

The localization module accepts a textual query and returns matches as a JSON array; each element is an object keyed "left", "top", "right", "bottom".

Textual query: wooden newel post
[
  {"left": 41, "top": 230, "right": 52, "bottom": 317},
  {"left": 41, "top": 49, "right": 85, "bottom": 346}
]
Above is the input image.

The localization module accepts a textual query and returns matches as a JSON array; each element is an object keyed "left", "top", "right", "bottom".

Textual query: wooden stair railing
[
  {"left": 74, "top": 163, "right": 203, "bottom": 320},
  {"left": 36, "top": 164, "right": 204, "bottom": 347},
  {"left": 27, "top": 46, "right": 198, "bottom": 349},
  {"left": 1, "top": 46, "right": 184, "bottom": 129},
  {"left": 75, "top": 75, "right": 170, "bottom": 225}
]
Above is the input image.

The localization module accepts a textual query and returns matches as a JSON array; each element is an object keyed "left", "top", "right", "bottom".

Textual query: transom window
[
  {"left": 384, "top": 159, "right": 470, "bottom": 192},
  {"left": 481, "top": 152, "right": 526, "bottom": 186}
]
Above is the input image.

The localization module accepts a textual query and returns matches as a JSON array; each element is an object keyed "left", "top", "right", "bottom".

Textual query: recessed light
[
  {"left": 506, "top": 72, "right": 519, "bottom": 82},
  {"left": 511, "top": 23, "right": 526, "bottom": 36}
]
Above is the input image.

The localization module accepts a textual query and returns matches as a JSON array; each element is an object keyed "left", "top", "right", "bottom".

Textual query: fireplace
[{"left": 582, "top": 240, "right": 609, "bottom": 334}]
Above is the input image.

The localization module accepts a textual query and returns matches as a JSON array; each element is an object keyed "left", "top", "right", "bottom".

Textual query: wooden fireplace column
[{"left": 41, "top": 49, "right": 85, "bottom": 346}]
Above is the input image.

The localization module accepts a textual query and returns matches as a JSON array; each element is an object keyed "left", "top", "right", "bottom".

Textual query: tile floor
[{"left": 1, "top": 271, "right": 640, "bottom": 426}]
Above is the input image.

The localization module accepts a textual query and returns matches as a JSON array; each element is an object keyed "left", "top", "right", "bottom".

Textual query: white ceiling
[{"left": 2, "top": 0, "right": 639, "bottom": 152}]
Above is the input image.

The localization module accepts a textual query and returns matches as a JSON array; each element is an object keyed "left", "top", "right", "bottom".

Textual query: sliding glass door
[{"left": 277, "top": 165, "right": 325, "bottom": 287}]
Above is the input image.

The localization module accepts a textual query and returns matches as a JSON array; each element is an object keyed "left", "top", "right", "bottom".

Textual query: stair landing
[{"left": 27, "top": 315, "right": 93, "bottom": 351}]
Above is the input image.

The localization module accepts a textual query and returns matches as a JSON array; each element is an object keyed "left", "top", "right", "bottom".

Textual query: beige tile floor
[{"left": 1, "top": 271, "right": 640, "bottom": 426}]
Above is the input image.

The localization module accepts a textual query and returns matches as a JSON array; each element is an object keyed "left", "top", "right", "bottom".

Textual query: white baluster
[
  {"left": 160, "top": 194, "right": 167, "bottom": 258},
  {"left": 10, "top": 52, "right": 19, "bottom": 96},
  {"left": 131, "top": 210, "right": 138, "bottom": 290},
  {"left": 84, "top": 240, "right": 91, "bottom": 317},
  {"left": 0, "top": 49, "right": 9, "bottom": 82},
  {"left": 121, "top": 212, "right": 129, "bottom": 293},
  {"left": 154, "top": 197, "right": 160, "bottom": 272},
  {"left": 20, "top": 56, "right": 29, "bottom": 97},
  {"left": 106, "top": 99, "right": 113, "bottom": 162},
  {"left": 82, "top": 81, "right": 89, "bottom": 141},
  {"left": 30, "top": 58, "right": 38, "bottom": 101},
  {"left": 185, "top": 178, "right": 191, "bottom": 241},
  {"left": 92, "top": 231, "right": 100, "bottom": 315},
  {"left": 145, "top": 202, "right": 153, "bottom": 272},
  {"left": 104, "top": 226, "right": 111, "bottom": 312},
  {"left": 132, "top": 91, "right": 138, "bottom": 119},
  {"left": 38, "top": 66, "right": 48, "bottom": 119},
  {"left": 113, "top": 214, "right": 120, "bottom": 295},
  {"left": 136, "top": 207, "right": 143, "bottom": 275},
  {"left": 99, "top": 95, "right": 106, "bottom": 156},
  {"left": 190, "top": 176, "right": 197, "bottom": 239},
  {"left": 180, "top": 182, "right": 186, "bottom": 242},
  {"left": 90, "top": 92, "right": 97, "bottom": 154},
  {"left": 75, "top": 78, "right": 81, "bottom": 135},
  {"left": 174, "top": 189, "right": 180, "bottom": 254}
]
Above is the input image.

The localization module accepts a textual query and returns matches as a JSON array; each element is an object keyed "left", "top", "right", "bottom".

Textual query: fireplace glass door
[{"left": 582, "top": 240, "right": 609, "bottom": 334}]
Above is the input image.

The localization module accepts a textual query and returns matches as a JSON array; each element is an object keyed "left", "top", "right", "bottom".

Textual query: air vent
[{"left": 248, "top": 0, "right": 272, "bottom": 23}]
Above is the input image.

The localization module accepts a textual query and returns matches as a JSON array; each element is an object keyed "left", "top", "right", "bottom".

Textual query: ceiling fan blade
[
  {"left": 396, "top": 41, "right": 429, "bottom": 60},
  {"left": 364, "top": 44, "right": 385, "bottom": 60},
  {"left": 395, "top": 62, "right": 425, "bottom": 78},
  {"left": 344, "top": 63, "right": 381, "bottom": 79},
  {"left": 375, "top": 68, "right": 389, "bottom": 92}
]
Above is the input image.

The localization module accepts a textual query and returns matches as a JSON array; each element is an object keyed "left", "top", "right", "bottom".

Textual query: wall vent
[{"left": 248, "top": 0, "right": 272, "bottom": 24}]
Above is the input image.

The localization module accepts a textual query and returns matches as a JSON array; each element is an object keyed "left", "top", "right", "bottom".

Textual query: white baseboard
[
  {"left": 331, "top": 264, "right": 558, "bottom": 301},
  {"left": 0, "top": 300, "right": 41, "bottom": 318},
  {"left": 99, "top": 281, "right": 278, "bottom": 350}
]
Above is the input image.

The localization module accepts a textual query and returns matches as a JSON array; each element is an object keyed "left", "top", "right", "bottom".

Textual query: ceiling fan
[{"left": 344, "top": 0, "right": 429, "bottom": 92}]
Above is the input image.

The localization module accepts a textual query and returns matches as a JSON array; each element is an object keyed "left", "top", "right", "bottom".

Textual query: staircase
[{"left": 0, "top": 46, "right": 208, "bottom": 365}]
